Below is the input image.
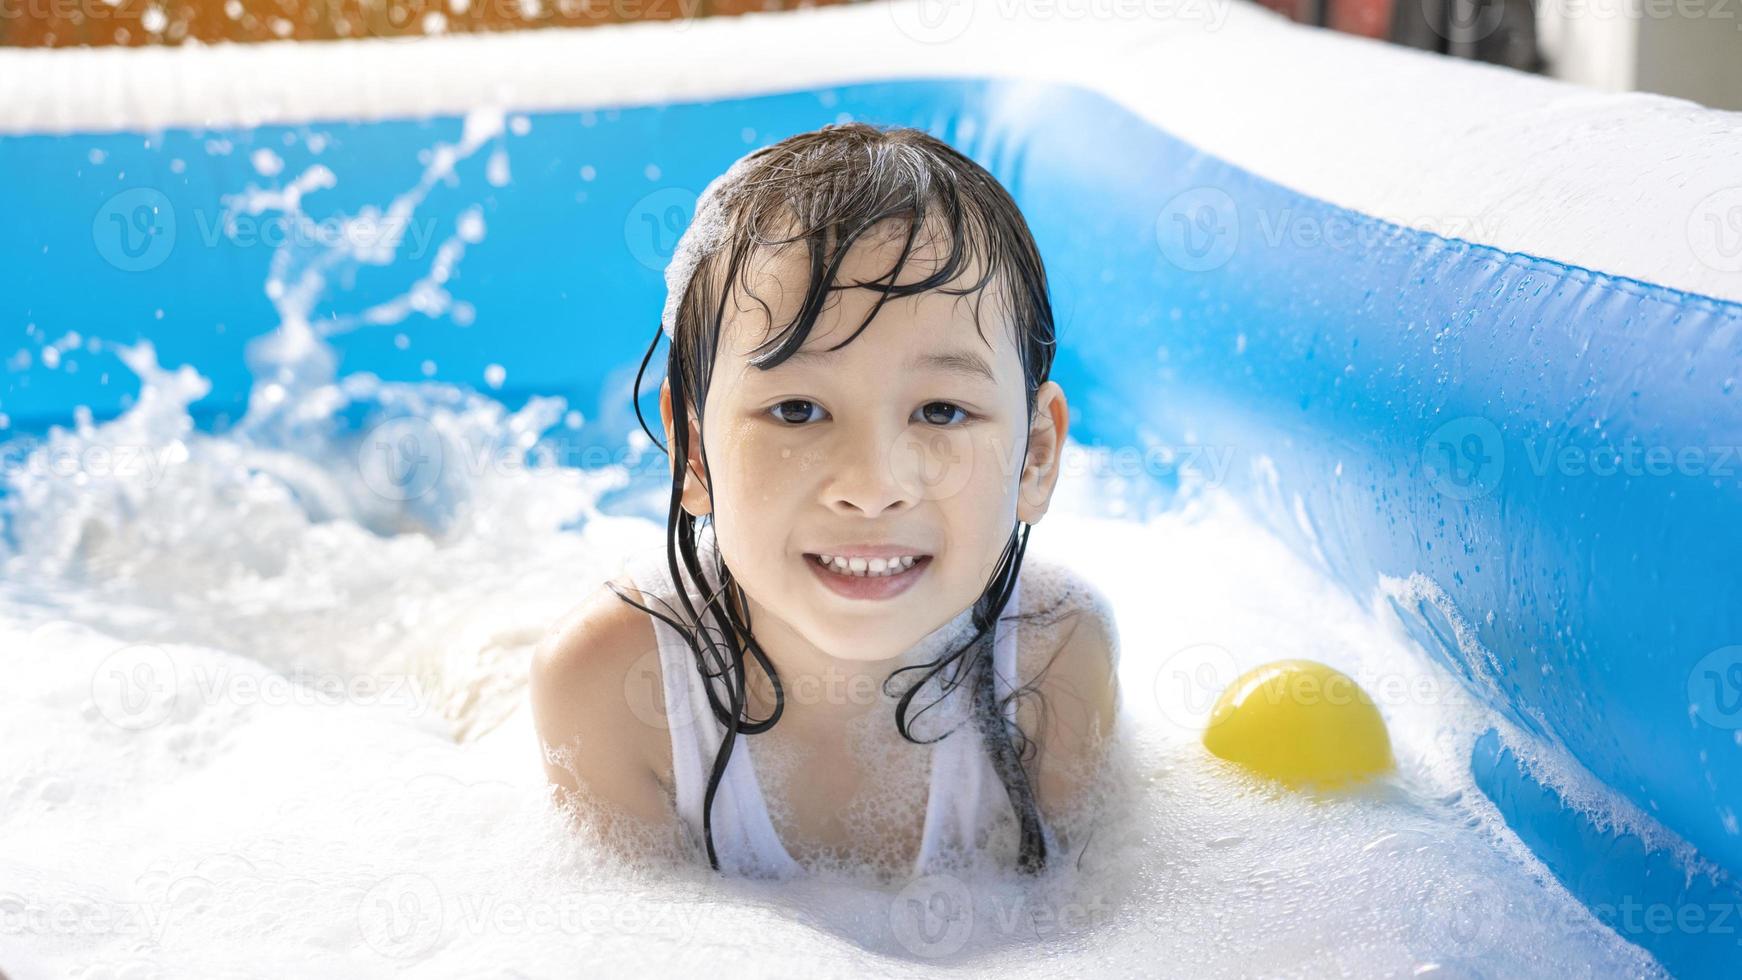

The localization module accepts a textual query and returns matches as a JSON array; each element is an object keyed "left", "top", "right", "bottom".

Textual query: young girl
[{"left": 530, "top": 122, "right": 1120, "bottom": 882}]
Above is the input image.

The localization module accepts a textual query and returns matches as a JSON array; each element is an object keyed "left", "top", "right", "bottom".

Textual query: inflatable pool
[{"left": 3, "top": 1, "right": 1740, "bottom": 975}]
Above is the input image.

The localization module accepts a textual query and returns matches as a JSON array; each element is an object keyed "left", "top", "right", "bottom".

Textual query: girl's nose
[
  {"left": 822, "top": 425, "right": 973, "bottom": 516},
  {"left": 823, "top": 427, "right": 923, "bottom": 518}
]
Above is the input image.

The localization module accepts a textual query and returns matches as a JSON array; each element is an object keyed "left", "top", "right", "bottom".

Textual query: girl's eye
[
  {"left": 767, "top": 400, "right": 973, "bottom": 426},
  {"left": 770, "top": 400, "right": 826, "bottom": 425},
  {"left": 917, "top": 402, "right": 972, "bottom": 427}
]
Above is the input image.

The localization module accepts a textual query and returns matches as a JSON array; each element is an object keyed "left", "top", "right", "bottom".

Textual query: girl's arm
[{"left": 530, "top": 582, "right": 680, "bottom": 849}]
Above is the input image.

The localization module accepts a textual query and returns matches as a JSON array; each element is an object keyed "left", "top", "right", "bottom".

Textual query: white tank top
[{"left": 621, "top": 530, "right": 1040, "bottom": 879}]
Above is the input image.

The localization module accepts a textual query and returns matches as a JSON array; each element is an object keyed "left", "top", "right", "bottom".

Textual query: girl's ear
[
  {"left": 1017, "top": 381, "right": 1070, "bottom": 524},
  {"left": 659, "top": 377, "right": 713, "bottom": 517}
]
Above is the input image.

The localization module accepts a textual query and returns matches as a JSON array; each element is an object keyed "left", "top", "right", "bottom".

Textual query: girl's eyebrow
[
  {"left": 912, "top": 349, "right": 998, "bottom": 384},
  {"left": 780, "top": 346, "right": 997, "bottom": 384}
]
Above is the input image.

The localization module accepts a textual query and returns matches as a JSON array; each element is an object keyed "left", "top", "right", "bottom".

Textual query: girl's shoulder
[
  {"left": 533, "top": 571, "right": 662, "bottom": 700},
  {"left": 1011, "top": 555, "right": 1121, "bottom": 680},
  {"left": 1008, "top": 555, "right": 1121, "bottom": 830},
  {"left": 528, "top": 569, "right": 674, "bottom": 829}
]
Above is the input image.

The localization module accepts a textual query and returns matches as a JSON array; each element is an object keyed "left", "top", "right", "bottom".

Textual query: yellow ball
[{"left": 1201, "top": 659, "right": 1394, "bottom": 789}]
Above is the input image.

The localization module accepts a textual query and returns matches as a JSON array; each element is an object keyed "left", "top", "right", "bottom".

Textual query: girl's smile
[{"left": 803, "top": 550, "right": 936, "bottom": 601}]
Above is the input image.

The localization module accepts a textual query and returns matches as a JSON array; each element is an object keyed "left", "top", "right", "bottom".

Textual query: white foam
[
  {"left": 660, "top": 151, "right": 761, "bottom": 341},
  {"left": 0, "top": 357, "right": 1670, "bottom": 975}
]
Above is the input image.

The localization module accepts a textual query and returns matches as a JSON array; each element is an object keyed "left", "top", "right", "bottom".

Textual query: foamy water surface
[{"left": 0, "top": 338, "right": 1667, "bottom": 978}]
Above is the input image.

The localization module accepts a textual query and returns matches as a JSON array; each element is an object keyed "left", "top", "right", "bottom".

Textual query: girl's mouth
[{"left": 803, "top": 552, "right": 933, "bottom": 601}]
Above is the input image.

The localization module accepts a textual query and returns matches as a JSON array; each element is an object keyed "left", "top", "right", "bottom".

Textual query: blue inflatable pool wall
[{"left": 4, "top": 44, "right": 1741, "bottom": 980}]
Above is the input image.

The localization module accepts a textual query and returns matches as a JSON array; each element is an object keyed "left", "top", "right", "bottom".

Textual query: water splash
[{"left": 0, "top": 107, "right": 611, "bottom": 744}]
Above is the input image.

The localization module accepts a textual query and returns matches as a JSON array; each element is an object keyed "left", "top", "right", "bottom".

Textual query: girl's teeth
[{"left": 815, "top": 554, "right": 921, "bottom": 578}]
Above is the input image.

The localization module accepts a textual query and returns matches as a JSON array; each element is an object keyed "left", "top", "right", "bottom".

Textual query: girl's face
[{"left": 662, "top": 226, "right": 1069, "bottom": 664}]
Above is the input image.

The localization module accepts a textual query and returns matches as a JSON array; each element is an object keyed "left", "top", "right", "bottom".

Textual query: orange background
[{"left": 0, "top": 0, "right": 851, "bottom": 48}]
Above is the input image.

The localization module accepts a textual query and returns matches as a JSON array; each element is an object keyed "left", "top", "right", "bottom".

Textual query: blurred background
[{"left": 2, "top": 0, "right": 1739, "bottom": 110}]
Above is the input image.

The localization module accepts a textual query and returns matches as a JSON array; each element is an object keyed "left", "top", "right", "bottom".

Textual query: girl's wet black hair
[{"left": 612, "top": 122, "right": 1059, "bottom": 875}]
